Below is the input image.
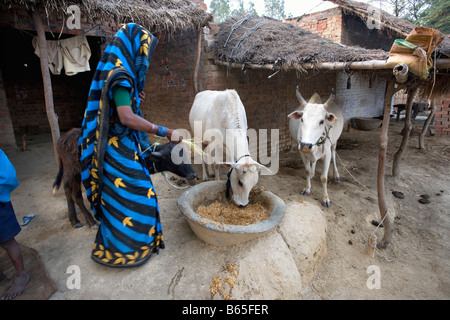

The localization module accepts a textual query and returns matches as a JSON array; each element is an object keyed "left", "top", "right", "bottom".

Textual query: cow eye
[{"left": 319, "top": 120, "right": 324, "bottom": 125}]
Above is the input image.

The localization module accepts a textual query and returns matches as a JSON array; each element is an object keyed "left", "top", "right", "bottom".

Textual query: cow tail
[{"left": 53, "top": 156, "right": 64, "bottom": 195}]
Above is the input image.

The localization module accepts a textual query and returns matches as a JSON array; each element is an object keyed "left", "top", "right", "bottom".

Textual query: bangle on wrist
[{"left": 157, "top": 126, "right": 167, "bottom": 137}]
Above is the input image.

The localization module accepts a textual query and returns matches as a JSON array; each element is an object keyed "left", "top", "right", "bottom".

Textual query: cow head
[
  {"left": 146, "top": 142, "right": 197, "bottom": 181},
  {"left": 225, "top": 156, "right": 269, "bottom": 207},
  {"left": 288, "top": 87, "right": 337, "bottom": 154}
]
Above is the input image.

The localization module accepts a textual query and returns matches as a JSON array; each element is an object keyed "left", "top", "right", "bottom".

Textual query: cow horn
[
  {"left": 323, "top": 88, "right": 335, "bottom": 109},
  {"left": 296, "top": 86, "right": 307, "bottom": 107}
]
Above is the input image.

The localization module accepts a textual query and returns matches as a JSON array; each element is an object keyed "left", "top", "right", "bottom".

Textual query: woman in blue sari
[{"left": 78, "top": 23, "right": 181, "bottom": 268}]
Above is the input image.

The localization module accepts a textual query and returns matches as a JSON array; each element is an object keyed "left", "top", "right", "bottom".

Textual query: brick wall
[
  {"left": 0, "top": 69, "right": 16, "bottom": 149},
  {"left": 285, "top": 7, "right": 343, "bottom": 43},
  {"left": 0, "top": 27, "right": 101, "bottom": 137},
  {"left": 435, "top": 95, "right": 450, "bottom": 136},
  {"left": 144, "top": 25, "right": 389, "bottom": 153},
  {"left": 335, "top": 72, "right": 386, "bottom": 120}
]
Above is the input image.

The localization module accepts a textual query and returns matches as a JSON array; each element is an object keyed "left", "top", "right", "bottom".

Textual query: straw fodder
[
  {"left": 213, "top": 14, "right": 389, "bottom": 72},
  {"left": 0, "top": 0, "right": 213, "bottom": 33}
]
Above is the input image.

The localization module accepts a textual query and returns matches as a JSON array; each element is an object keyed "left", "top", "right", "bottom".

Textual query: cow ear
[
  {"left": 326, "top": 113, "right": 337, "bottom": 123},
  {"left": 288, "top": 111, "right": 303, "bottom": 120},
  {"left": 222, "top": 162, "right": 238, "bottom": 168}
]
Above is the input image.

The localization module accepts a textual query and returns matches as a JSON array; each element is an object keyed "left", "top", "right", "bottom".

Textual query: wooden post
[
  {"left": 376, "top": 78, "right": 396, "bottom": 249},
  {"left": 193, "top": 29, "right": 202, "bottom": 93},
  {"left": 32, "top": 8, "right": 60, "bottom": 165},
  {"left": 392, "top": 86, "right": 418, "bottom": 176},
  {"left": 367, "top": 234, "right": 377, "bottom": 258},
  {"left": 419, "top": 98, "right": 436, "bottom": 150}
]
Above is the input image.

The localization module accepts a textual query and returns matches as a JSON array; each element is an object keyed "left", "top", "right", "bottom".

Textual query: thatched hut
[
  {"left": 205, "top": 12, "right": 449, "bottom": 249},
  {"left": 0, "top": 0, "right": 212, "bottom": 154}
]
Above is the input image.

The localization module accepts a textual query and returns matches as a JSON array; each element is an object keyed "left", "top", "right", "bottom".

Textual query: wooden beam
[{"left": 32, "top": 9, "right": 60, "bottom": 165}]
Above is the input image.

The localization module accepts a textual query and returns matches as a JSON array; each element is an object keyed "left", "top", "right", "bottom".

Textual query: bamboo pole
[
  {"left": 392, "top": 86, "right": 418, "bottom": 176},
  {"left": 376, "top": 78, "right": 396, "bottom": 249},
  {"left": 32, "top": 8, "right": 60, "bottom": 165},
  {"left": 214, "top": 58, "right": 450, "bottom": 72}
]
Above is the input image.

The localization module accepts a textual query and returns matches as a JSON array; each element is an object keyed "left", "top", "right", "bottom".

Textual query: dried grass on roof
[
  {"left": 213, "top": 14, "right": 389, "bottom": 72},
  {"left": 0, "top": 0, "right": 213, "bottom": 33},
  {"left": 327, "top": 0, "right": 450, "bottom": 52}
]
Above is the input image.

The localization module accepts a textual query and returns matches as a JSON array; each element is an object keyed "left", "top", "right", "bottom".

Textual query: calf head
[
  {"left": 226, "top": 156, "right": 267, "bottom": 207},
  {"left": 146, "top": 142, "right": 197, "bottom": 180},
  {"left": 288, "top": 87, "right": 337, "bottom": 154}
]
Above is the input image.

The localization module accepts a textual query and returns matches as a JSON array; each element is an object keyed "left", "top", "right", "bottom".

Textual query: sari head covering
[
  {"left": 78, "top": 23, "right": 163, "bottom": 268},
  {"left": 79, "top": 23, "right": 157, "bottom": 215}
]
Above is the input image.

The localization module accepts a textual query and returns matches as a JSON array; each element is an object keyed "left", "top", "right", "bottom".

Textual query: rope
[
  {"left": 224, "top": 14, "right": 255, "bottom": 47},
  {"left": 230, "top": 20, "right": 268, "bottom": 60}
]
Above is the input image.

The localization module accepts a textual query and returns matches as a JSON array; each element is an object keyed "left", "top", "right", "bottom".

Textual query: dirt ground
[{"left": 2, "top": 116, "right": 449, "bottom": 300}]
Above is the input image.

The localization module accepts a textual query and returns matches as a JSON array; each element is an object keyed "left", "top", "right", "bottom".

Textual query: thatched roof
[
  {"left": 0, "top": 0, "right": 213, "bottom": 33},
  {"left": 326, "top": 0, "right": 450, "bottom": 54},
  {"left": 213, "top": 14, "right": 389, "bottom": 72}
]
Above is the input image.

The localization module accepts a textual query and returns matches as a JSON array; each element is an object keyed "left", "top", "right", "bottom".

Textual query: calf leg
[
  {"left": 63, "top": 178, "right": 82, "bottom": 228},
  {"left": 71, "top": 177, "right": 97, "bottom": 228}
]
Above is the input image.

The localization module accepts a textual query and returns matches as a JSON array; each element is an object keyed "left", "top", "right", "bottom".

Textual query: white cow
[
  {"left": 288, "top": 86, "right": 344, "bottom": 208},
  {"left": 189, "top": 89, "right": 267, "bottom": 207}
]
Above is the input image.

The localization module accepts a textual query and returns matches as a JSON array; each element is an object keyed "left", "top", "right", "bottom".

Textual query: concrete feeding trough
[
  {"left": 177, "top": 181, "right": 285, "bottom": 246},
  {"left": 352, "top": 117, "right": 382, "bottom": 131}
]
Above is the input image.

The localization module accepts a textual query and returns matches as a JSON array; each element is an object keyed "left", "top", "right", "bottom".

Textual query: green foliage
[
  {"left": 209, "top": 0, "right": 259, "bottom": 23},
  {"left": 210, "top": 0, "right": 232, "bottom": 23},
  {"left": 263, "top": 0, "right": 286, "bottom": 20},
  {"left": 413, "top": 0, "right": 450, "bottom": 33}
]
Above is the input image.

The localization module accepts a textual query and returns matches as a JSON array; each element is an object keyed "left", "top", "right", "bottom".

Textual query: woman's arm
[{"left": 113, "top": 87, "right": 182, "bottom": 143}]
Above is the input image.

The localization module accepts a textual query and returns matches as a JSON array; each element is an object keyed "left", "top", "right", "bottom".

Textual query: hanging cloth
[
  {"left": 32, "top": 36, "right": 63, "bottom": 75},
  {"left": 59, "top": 34, "right": 91, "bottom": 76},
  {"left": 32, "top": 34, "right": 91, "bottom": 76}
]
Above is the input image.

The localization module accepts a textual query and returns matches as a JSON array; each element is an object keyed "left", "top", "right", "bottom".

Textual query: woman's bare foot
[{"left": 1, "top": 271, "right": 30, "bottom": 300}]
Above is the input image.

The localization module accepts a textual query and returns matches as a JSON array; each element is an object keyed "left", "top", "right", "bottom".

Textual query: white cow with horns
[
  {"left": 189, "top": 89, "right": 269, "bottom": 207},
  {"left": 288, "top": 86, "right": 344, "bottom": 208}
]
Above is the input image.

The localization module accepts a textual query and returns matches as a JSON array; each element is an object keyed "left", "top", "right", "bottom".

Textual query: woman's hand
[
  {"left": 138, "top": 91, "right": 146, "bottom": 101},
  {"left": 166, "top": 129, "right": 183, "bottom": 144}
]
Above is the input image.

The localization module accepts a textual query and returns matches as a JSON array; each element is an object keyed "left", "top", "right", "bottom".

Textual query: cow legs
[
  {"left": 320, "top": 153, "right": 332, "bottom": 208},
  {"left": 213, "top": 163, "right": 220, "bottom": 181},
  {"left": 300, "top": 153, "right": 312, "bottom": 196},
  {"left": 331, "top": 143, "right": 340, "bottom": 181}
]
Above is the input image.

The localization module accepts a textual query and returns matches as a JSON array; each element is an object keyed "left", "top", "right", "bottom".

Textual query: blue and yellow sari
[{"left": 78, "top": 23, "right": 163, "bottom": 268}]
